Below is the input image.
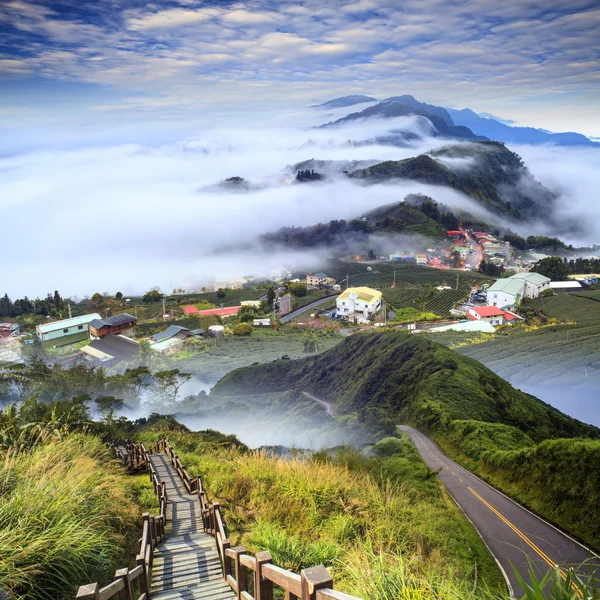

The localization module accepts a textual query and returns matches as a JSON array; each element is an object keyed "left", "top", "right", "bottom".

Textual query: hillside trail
[
  {"left": 147, "top": 452, "right": 235, "bottom": 600},
  {"left": 302, "top": 391, "right": 334, "bottom": 416}
]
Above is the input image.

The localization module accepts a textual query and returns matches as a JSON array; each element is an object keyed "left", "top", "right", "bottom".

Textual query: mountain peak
[{"left": 311, "top": 95, "right": 377, "bottom": 109}]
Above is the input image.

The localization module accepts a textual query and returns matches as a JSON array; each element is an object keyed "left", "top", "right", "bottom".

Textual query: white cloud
[{"left": 127, "top": 7, "right": 220, "bottom": 30}]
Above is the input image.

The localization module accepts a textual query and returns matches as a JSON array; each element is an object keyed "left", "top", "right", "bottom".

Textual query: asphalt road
[
  {"left": 463, "top": 230, "right": 484, "bottom": 269},
  {"left": 280, "top": 295, "right": 338, "bottom": 323},
  {"left": 399, "top": 425, "right": 599, "bottom": 597}
]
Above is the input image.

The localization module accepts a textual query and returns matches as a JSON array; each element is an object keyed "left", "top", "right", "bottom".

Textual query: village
[{"left": 1, "top": 225, "right": 597, "bottom": 372}]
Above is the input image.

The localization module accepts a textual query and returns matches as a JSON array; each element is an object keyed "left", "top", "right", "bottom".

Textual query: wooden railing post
[
  {"left": 301, "top": 566, "right": 334, "bottom": 600},
  {"left": 233, "top": 546, "right": 248, "bottom": 599},
  {"left": 115, "top": 568, "right": 134, "bottom": 600},
  {"left": 75, "top": 583, "right": 100, "bottom": 599},
  {"left": 136, "top": 553, "right": 148, "bottom": 595},
  {"left": 222, "top": 539, "right": 232, "bottom": 579},
  {"left": 255, "top": 551, "right": 274, "bottom": 600}
]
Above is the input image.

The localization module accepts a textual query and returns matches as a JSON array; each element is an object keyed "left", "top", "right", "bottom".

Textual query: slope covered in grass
[
  {"left": 0, "top": 434, "right": 155, "bottom": 600},
  {"left": 135, "top": 429, "right": 507, "bottom": 598},
  {"left": 213, "top": 332, "right": 597, "bottom": 442}
]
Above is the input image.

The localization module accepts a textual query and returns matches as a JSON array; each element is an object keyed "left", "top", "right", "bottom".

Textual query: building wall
[
  {"left": 40, "top": 323, "right": 89, "bottom": 341},
  {"left": 337, "top": 297, "right": 381, "bottom": 317},
  {"left": 487, "top": 290, "right": 518, "bottom": 309},
  {"left": 522, "top": 279, "right": 550, "bottom": 299}
]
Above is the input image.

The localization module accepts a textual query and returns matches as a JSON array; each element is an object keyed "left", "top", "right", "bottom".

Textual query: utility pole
[
  {"left": 162, "top": 298, "right": 166, "bottom": 319},
  {"left": 346, "top": 274, "right": 349, "bottom": 289},
  {"left": 393, "top": 270, "right": 396, "bottom": 288},
  {"left": 68, "top": 304, "right": 72, "bottom": 319},
  {"left": 456, "top": 273, "right": 459, "bottom": 290}
]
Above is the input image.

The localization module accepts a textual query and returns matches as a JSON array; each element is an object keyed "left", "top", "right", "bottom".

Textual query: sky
[{"left": 1, "top": 0, "right": 599, "bottom": 135}]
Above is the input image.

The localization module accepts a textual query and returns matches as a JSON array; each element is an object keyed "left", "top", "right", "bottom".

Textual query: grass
[
  {"left": 291, "top": 289, "right": 333, "bottom": 311},
  {"left": 0, "top": 433, "right": 155, "bottom": 600},
  {"left": 135, "top": 429, "right": 506, "bottom": 598},
  {"left": 171, "top": 327, "right": 342, "bottom": 387}
]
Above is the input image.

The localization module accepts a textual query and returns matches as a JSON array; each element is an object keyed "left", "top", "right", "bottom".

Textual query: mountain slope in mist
[
  {"left": 447, "top": 108, "right": 599, "bottom": 147},
  {"left": 322, "top": 95, "right": 487, "bottom": 142},
  {"left": 349, "top": 141, "right": 556, "bottom": 220},
  {"left": 212, "top": 333, "right": 598, "bottom": 442}
]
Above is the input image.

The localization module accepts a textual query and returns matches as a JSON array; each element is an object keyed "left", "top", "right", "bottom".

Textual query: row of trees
[
  {"left": 0, "top": 291, "right": 68, "bottom": 318},
  {"left": 502, "top": 233, "right": 568, "bottom": 251}
]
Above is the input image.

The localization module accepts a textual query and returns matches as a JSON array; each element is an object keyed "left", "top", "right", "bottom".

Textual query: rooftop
[
  {"left": 311, "top": 272, "right": 328, "bottom": 279},
  {"left": 509, "top": 272, "right": 551, "bottom": 285},
  {"left": 487, "top": 278, "right": 527, "bottom": 296},
  {"left": 90, "top": 313, "right": 137, "bottom": 329},
  {"left": 337, "top": 287, "right": 383, "bottom": 304},
  {"left": 470, "top": 306, "right": 506, "bottom": 317},
  {"left": 37, "top": 313, "right": 102, "bottom": 334},
  {"left": 151, "top": 325, "right": 190, "bottom": 343}
]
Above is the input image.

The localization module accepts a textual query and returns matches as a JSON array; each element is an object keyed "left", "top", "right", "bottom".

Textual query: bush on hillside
[{"left": 233, "top": 323, "right": 253, "bottom": 336}]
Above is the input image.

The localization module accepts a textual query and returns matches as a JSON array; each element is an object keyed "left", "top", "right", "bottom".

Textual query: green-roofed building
[
  {"left": 487, "top": 278, "right": 526, "bottom": 310},
  {"left": 509, "top": 272, "right": 552, "bottom": 297}
]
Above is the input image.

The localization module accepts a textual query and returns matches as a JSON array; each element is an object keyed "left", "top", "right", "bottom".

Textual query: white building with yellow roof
[{"left": 336, "top": 287, "right": 382, "bottom": 321}]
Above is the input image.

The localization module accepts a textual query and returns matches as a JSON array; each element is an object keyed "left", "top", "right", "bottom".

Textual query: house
[
  {"left": 306, "top": 272, "right": 329, "bottom": 286},
  {"left": 509, "top": 272, "right": 551, "bottom": 298},
  {"left": 336, "top": 287, "right": 382, "bottom": 321},
  {"left": 149, "top": 325, "right": 194, "bottom": 344},
  {"left": 36, "top": 313, "right": 101, "bottom": 347},
  {"left": 240, "top": 300, "right": 262, "bottom": 308},
  {"left": 416, "top": 254, "right": 428, "bottom": 265},
  {"left": 467, "top": 306, "right": 523, "bottom": 326},
  {"left": 0, "top": 323, "right": 20, "bottom": 339},
  {"left": 253, "top": 318, "right": 272, "bottom": 327},
  {"left": 486, "top": 279, "right": 526, "bottom": 309},
  {"left": 89, "top": 313, "right": 137, "bottom": 338},
  {"left": 80, "top": 335, "right": 139, "bottom": 366}
]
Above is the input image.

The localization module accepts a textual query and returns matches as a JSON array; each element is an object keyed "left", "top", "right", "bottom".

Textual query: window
[
  {"left": 63, "top": 329, "right": 69, "bottom": 334},
  {"left": 78, "top": 325, "right": 84, "bottom": 330}
]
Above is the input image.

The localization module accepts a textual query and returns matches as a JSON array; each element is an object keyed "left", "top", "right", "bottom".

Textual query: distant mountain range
[
  {"left": 321, "top": 95, "right": 487, "bottom": 142},
  {"left": 446, "top": 107, "right": 599, "bottom": 147},
  {"left": 313, "top": 94, "right": 598, "bottom": 147}
]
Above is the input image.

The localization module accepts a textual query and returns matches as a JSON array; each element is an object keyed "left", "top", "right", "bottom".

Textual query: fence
[
  {"left": 76, "top": 438, "right": 363, "bottom": 600},
  {"left": 76, "top": 441, "right": 166, "bottom": 600}
]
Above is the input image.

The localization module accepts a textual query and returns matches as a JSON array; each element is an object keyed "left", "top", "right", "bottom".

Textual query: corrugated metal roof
[
  {"left": 337, "top": 287, "right": 382, "bottom": 304},
  {"left": 150, "top": 325, "right": 190, "bottom": 343},
  {"left": 509, "top": 272, "right": 551, "bottom": 285},
  {"left": 487, "top": 279, "right": 526, "bottom": 296},
  {"left": 90, "top": 313, "right": 136, "bottom": 329},
  {"left": 38, "top": 313, "right": 101, "bottom": 334}
]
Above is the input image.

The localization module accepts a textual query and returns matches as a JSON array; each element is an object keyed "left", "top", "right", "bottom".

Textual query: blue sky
[{"left": 1, "top": 0, "right": 599, "bottom": 134}]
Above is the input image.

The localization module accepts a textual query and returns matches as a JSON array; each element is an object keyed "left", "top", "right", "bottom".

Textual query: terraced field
[
  {"left": 456, "top": 292, "right": 600, "bottom": 387},
  {"left": 383, "top": 287, "right": 471, "bottom": 316}
]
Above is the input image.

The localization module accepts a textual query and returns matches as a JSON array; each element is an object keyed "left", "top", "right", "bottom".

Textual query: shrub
[{"left": 233, "top": 323, "right": 253, "bottom": 336}]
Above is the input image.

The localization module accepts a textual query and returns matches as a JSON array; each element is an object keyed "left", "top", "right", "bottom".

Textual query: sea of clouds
[{"left": 1, "top": 105, "right": 599, "bottom": 299}]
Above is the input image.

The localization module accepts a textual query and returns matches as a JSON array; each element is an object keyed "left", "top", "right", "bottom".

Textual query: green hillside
[
  {"left": 213, "top": 332, "right": 597, "bottom": 442},
  {"left": 349, "top": 142, "right": 555, "bottom": 220}
]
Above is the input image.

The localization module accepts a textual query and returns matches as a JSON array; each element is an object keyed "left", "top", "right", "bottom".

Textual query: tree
[
  {"left": 288, "top": 283, "right": 308, "bottom": 297},
  {"left": 302, "top": 329, "right": 320, "bottom": 353},
  {"left": 216, "top": 288, "right": 226, "bottom": 299},
  {"left": 143, "top": 287, "right": 164, "bottom": 303},
  {"left": 531, "top": 257, "right": 571, "bottom": 281},
  {"left": 95, "top": 396, "right": 124, "bottom": 422},
  {"left": 233, "top": 323, "right": 253, "bottom": 336},
  {"left": 266, "top": 287, "right": 276, "bottom": 309},
  {"left": 368, "top": 248, "right": 376, "bottom": 260},
  {"left": 154, "top": 369, "right": 192, "bottom": 405},
  {"left": 91, "top": 293, "right": 103, "bottom": 305},
  {"left": 136, "top": 340, "right": 153, "bottom": 366},
  {"left": 115, "top": 291, "right": 123, "bottom": 300}
]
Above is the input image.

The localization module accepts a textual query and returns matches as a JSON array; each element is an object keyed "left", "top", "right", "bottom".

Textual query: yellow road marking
[
  {"left": 467, "top": 486, "right": 582, "bottom": 596},
  {"left": 459, "top": 478, "right": 464, "bottom": 483}
]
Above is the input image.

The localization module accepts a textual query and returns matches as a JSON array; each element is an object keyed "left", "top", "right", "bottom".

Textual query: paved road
[
  {"left": 464, "top": 232, "right": 484, "bottom": 270},
  {"left": 280, "top": 295, "right": 338, "bottom": 323},
  {"left": 302, "top": 391, "right": 334, "bottom": 416},
  {"left": 399, "top": 426, "right": 599, "bottom": 597}
]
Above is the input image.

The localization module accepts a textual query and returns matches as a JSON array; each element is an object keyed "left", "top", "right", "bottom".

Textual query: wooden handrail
[
  {"left": 75, "top": 441, "right": 168, "bottom": 600},
  {"left": 153, "top": 438, "right": 363, "bottom": 600},
  {"left": 77, "top": 437, "right": 363, "bottom": 600}
]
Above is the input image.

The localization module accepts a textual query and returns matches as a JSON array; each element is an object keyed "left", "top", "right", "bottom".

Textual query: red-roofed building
[
  {"left": 183, "top": 305, "right": 240, "bottom": 317},
  {"left": 467, "top": 306, "right": 523, "bottom": 326}
]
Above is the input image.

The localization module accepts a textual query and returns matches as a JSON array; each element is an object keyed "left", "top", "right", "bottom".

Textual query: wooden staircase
[{"left": 148, "top": 453, "right": 235, "bottom": 600}]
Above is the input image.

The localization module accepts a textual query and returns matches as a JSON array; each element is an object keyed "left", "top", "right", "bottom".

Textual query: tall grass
[
  {"left": 0, "top": 434, "right": 149, "bottom": 600},
  {"left": 137, "top": 430, "right": 506, "bottom": 597}
]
